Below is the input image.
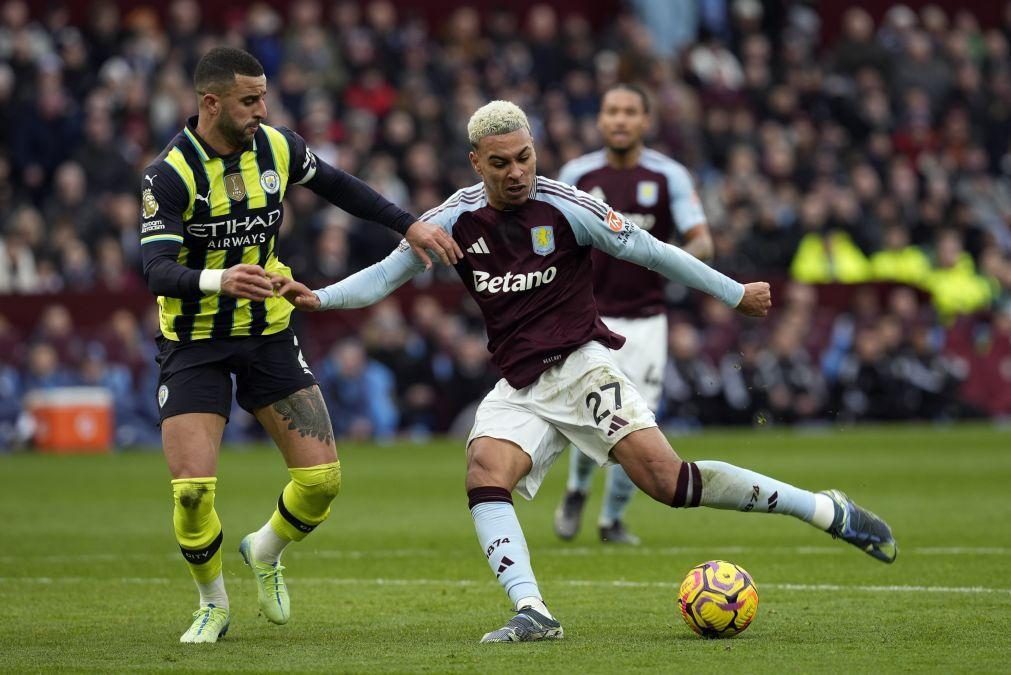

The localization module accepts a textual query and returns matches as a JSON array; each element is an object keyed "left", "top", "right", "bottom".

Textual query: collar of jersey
[{"left": 184, "top": 115, "right": 256, "bottom": 161}]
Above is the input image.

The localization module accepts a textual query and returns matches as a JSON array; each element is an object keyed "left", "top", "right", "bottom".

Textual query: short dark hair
[
  {"left": 603, "top": 83, "right": 651, "bottom": 114},
  {"left": 194, "top": 47, "right": 264, "bottom": 94}
]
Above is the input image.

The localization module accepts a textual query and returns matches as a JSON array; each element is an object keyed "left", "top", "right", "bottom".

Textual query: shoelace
[
  {"left": 255, "top": 563, "right": 286, "bottom": 593},
  {"left": 191, "top": 607, "right": 225, "bottom": 633}
]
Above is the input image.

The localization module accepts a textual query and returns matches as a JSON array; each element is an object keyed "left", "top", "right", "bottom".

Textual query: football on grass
[{"left": 678, "top": 560, "right": 759, "bottom": 638}]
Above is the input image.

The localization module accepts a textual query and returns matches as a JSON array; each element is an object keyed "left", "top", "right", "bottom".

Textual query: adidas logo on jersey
[
  {"left": 466, "top": 237, "right": 490, "bottom": 254},
  {"left": 473, "top": 267, "right": 557, "bottom": 294}
]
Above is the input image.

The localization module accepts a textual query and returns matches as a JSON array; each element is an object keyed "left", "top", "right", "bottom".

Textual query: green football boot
[
  {"left": 239, "top": 533, "right": 290, "bottom": 625},
  {"left": 179, "top": 604, "right": 230, "bottom": 643}
]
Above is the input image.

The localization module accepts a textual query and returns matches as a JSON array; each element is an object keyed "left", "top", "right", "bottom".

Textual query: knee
[
  {"left": 292, "top": 461, "right": 342, "bottom": 505},
  {"left": 465, "top": 445, "right": 496, "bottom": 488},
  {"left": 465, "top": 439, "right": 523, "bottom": 490},
  {"left": 172, "top": 477, "right": 217, "bottom": 513}
]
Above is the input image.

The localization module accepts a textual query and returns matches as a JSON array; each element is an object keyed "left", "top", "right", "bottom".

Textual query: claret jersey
[
  {"left": 420, "top": 178, "right": 627, "bottom": 388},
  {"left": 314, "top": 177, "right": 742, "bottom": 391},
  {"left": 558, "top": 148, "right": 707, "bottom": 318}
]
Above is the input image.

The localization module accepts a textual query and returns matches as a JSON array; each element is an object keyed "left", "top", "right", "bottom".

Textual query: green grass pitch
[{"left": 1, "top": 424, "right": 1010, "bottom": 672}]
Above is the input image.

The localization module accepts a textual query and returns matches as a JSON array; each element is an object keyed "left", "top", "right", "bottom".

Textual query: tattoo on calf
[{"left": 273, "top": 389, "right": 335, "bottom": 445}]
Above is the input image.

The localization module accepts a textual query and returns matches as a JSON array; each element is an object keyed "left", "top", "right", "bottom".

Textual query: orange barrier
[{"left": 23, "top": 388, "right": 113, "bottom": 454}]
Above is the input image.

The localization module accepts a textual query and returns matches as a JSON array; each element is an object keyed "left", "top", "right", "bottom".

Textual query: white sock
[
  {"left": 810, "top": 493, "right": 836, "bottom": 530},
  {"left": 252, "top": 522, "right": 289, "bottom": 564},
  {"left": 516, "top": 596, "right": 553, "bottom": 619},
  {"left": 470, "top": 500, "right": 541, "bottom": 608},
  {"left": 196, "top": 573, "right": 228, "bottom": 609}
]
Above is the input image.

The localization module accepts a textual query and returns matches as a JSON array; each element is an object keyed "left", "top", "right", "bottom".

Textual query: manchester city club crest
[
  {"left": 158, "top": 385, "right": 169, "bottom": 408},
  {"left": 637, "top": 180, "right": 659, "bottom": 207},
  {"left": 531, "top": 226, "right": 555, "bottom": 256},
  {"left": 224, "top": 173, "right": 246, "bottom": 201},
  {"left": 260, "top": 169, "right": 280, "bottom": 194}
]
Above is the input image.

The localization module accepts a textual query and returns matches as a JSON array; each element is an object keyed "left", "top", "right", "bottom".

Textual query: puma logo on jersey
[
  {"left": 144, "top": 174, "right": 156, "bottom": 185},
  {"left": 194, "top": 191, "right": 211, "bottom": 205},
  {"left": 466, "top": 237, "right": 490, "bottom": 255},
  {"left": 473, "top": 267, "right": 557, "bottom": 294}
]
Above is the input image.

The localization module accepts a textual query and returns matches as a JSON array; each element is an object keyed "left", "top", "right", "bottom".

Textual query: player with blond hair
[{"left": 274, "top": 100, "right": 896, "bottom": 643}]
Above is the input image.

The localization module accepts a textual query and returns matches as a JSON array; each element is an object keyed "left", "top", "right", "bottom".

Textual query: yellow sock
[
  {"left": 268, "top": 461, "right": 342, "bottom": 542},
  {"left": 171, "top": 477, "right": 223, "bottom": 584}
]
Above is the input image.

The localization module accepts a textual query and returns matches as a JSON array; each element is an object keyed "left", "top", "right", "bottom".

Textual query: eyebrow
[{"left": 487, "top": 146, "right": 532, "bottom": 162}]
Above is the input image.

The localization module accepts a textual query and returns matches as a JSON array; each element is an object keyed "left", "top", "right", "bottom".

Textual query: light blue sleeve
[
  {"left": 550, "top": 184, "right": 743, "bottom": 307},
  {"left": 665, "top": 163, "right": 707, "bottom": 234},
  {"left": 313, "top": 241, "right": 426, "bottom": 309}
]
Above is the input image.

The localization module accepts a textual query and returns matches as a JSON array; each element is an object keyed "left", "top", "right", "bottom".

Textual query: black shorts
[{"left": 154, "top": 328, "right": 318, "bottom": 422}]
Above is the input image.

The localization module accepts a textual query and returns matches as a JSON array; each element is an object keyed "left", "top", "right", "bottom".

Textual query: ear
[
  {"left": 201, "top": 92, "right": 220, "bottom": 116},
  {"left": 469, "top": 150, "right": 482, "bottom": 178}
]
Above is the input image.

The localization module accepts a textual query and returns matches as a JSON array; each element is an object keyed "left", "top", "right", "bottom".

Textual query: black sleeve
[
  {"left": 139, "top": 165, "right": 203, "bottom": 298},
  {"left": 279, "top": 127, "right": 417, "bottom": 236}
]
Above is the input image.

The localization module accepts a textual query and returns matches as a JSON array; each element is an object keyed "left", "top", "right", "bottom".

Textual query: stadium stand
[{"left": 1, "top": 0, "right": 1010, "bottom": 448}]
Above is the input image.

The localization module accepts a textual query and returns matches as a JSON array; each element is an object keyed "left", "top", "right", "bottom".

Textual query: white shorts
[
  {"left": 603, "top": 314, "right": 668, "bottom": 410},
  {"left": 467, "top": 341, "right": 657, "bottom": 500}
]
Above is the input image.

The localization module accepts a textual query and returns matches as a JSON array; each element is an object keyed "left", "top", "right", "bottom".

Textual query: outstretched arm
[
  {"left": 599, "top": 223, "right": 770, "bottom": 316},
  {"left": 552, "top": 183, "right": 769, "bottom": 316},
  {"left": 272, "top": 242, "right": 427, "bottom": 311}
]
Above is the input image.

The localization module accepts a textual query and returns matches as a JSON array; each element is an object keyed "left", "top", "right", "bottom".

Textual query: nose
[
  {"left": 508, "top": 163, "right": 524, "bottom": 180},
  {"left": 256, "top": 98, "right": 267, "bottom": 119}
]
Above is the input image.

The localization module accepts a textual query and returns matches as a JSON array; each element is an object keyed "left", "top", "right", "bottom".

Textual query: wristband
[{"left": 199, "top": 269, "right": 225, "bottom": 293}]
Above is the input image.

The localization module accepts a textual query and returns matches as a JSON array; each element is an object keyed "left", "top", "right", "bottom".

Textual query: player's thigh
[
  {"left": 609, "top": 427, "right": 683, "bottom": 503},
  {"left": 155, "top": 338, "right": 233, "bottom": 478},
  {"left": 254, "top": 385, "right": 337, "bottom": 468},
  {"left": 162, "top": 413, "right": 228, "bottom": 478},
  {"left": 467, "top": 381, "right": 567, "bottom": 499}
]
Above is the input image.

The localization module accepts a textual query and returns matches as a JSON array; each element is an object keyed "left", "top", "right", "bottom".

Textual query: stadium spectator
[
  {"left": 661, "top": 321, "right": 723, "bottom": 429},
  {"left": 759, "top": 319, "right": 827, "bottom": 424},
  {"left": 318, "top": 337, "right": 398, "bottom": 441}
]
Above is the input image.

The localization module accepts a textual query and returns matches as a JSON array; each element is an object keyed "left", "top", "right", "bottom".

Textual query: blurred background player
[
  {"left": 273, "top": 101, "right": 896, "bottom": 644},
  {"left": 141, "top": 46, "right": 460, "bottom": 643},
  {"left": 554, "top": 83, "right": 713, "bottom": 545}
]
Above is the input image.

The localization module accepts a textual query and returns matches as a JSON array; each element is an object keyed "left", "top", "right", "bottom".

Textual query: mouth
[{"left": 506, "top": 184, "right": 527, "bottom": 197}]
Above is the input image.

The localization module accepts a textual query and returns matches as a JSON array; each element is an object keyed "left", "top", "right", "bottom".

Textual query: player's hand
[
  {"left": 405, "top": 220, "right": 463, "bottom": 269},
  {"left": 221, "top": 263, "right": 273, "bottom": 301},
  {"left": 735, "top": 282, "right": 772, "bottom": 317},
  {"left": 268, "top": 273, "right": 321, "bottom": 311}
]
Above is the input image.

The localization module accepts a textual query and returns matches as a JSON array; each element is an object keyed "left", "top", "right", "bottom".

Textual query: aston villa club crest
[
  {"left": 531, "top": 226, "right": 555, "bottom": 256},
  {"left": 224, "top": 173, "right": 246, "bottom": 201},
  {"left": 260, "top": 170, "right": 280, "bottom": 194},
  {"left": 637, "top": 180, "right": 659, "bottom": 207}
]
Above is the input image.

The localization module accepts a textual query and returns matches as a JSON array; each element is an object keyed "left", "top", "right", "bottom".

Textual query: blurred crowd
[{"left": 3, "top": 0, "right": 1011, "bottom": 448}]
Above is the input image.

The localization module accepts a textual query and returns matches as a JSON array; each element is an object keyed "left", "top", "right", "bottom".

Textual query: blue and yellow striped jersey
[{"left": 140, "top": 117, "right": 316, "bottom": 341}]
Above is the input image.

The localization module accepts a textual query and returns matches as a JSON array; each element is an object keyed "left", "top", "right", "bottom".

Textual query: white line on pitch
[
  {"left": 1, "top": 545, "right": 1006, "bottom": 564},
  {"left": 1, "top": 577, "right": 1009, "bottom": 596}
]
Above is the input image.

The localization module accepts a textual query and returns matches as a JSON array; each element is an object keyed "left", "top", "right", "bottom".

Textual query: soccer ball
[{"left": 678, "top": 560, "right": 759, "bottom": 638}]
